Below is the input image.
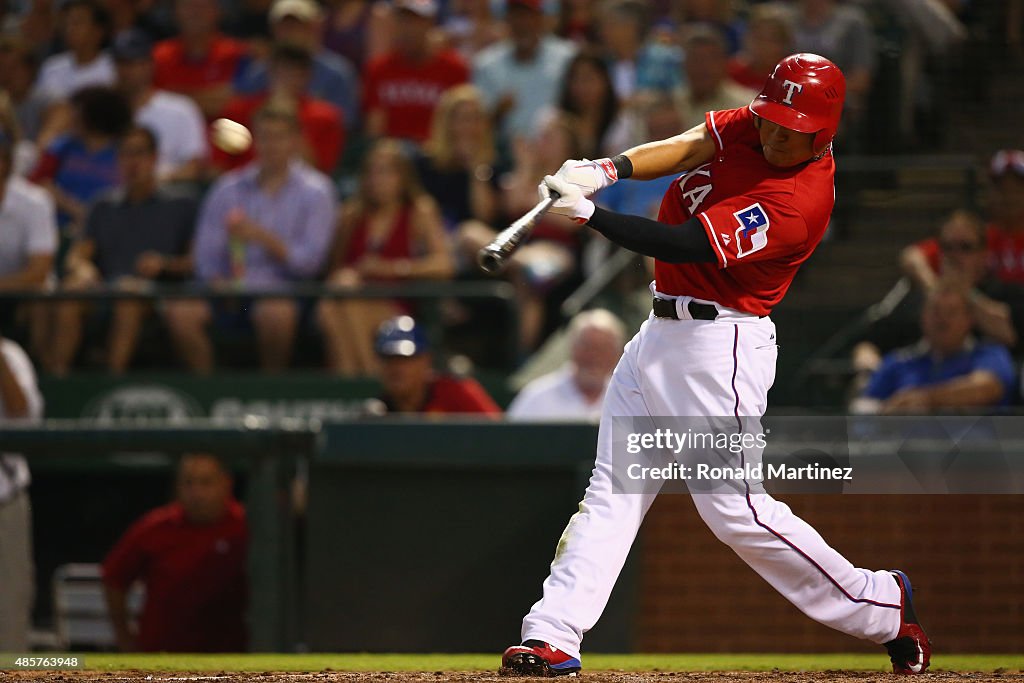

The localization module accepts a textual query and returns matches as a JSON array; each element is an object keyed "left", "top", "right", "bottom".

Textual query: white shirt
[
  {"left": 34, "top": 51, "right": 116, "bottom": 103},
  {"left": 0, "top": 339, "right": 43, "bottom": 501},
  {"left": 0, "top": 176, "right": 58, "bottom": 278},
  {"left": 507, "top": 366, "right": 606, "bottom": 422},
  {"left": 136, "top": 90, "right": 210, "bottom": 178},
  {"left": 473, "top": 36, "right": 576, "bottom": 140}
]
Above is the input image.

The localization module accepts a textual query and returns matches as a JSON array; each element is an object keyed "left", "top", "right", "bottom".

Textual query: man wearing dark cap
[
  {"left": 375, "top": 316, "right": 500, "bottom": 415},
  {"left": 114, "top": 29, "right": 208, "bottom": 183},
  {"left": 362, "top": 0, "right": 469, "bottom": 142}
]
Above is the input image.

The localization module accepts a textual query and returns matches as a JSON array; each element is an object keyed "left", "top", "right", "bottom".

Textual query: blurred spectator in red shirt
[
  {"left": 362, "top": 0, "right": 469, "bottom": 143},
  {"left": 102, "top": 453, "right": 247, "bottom": 652},
  {"left": 373, "top": 315, "right": 500, "bottom": 415},
  {"left": 984, "top": 150, "right": 1024, "bottom": 285},
  {"left": 899, "top": 208, "right": 1017, "bottom": 348},
  {"left": 153, "top": 0, "right": 247, "bottom": 120},
  {"left": 318, "top": 139, "right": 452, "bottom": 376},
  {"left": 727, "top": 3, "right": 795, "bottom": 91},
  {"left": 216, "top": 43, "right": 344, "bottom": 174}
]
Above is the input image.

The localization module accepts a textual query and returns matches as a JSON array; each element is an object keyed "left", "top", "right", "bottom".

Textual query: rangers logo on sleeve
[{"left": 734, "top": 203, "right": 770, "bottom": 258}]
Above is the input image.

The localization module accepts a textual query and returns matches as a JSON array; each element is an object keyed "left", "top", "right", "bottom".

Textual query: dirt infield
[{"left": 5, "top": 671, "right": 1024, "bottom": 682}]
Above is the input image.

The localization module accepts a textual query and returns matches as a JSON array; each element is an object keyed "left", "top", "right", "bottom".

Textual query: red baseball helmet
[{"left": 749, "top": 53, "right": 846, "bottom": 154}]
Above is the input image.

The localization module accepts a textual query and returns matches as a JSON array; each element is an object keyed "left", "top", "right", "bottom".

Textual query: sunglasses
[
  {"left": 940, "top": 240, "right": 983, "bottom": 253},
  {"left": 990, "top": 149, "right": 1024, "bottom": 178}
]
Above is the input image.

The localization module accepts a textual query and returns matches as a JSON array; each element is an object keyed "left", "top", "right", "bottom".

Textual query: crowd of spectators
[
  {"left": 0, "top": 0, "right": 989, "bottom": 379},
  {"left": 850, "top": 150, "right": 1024, "bottom": 414}
]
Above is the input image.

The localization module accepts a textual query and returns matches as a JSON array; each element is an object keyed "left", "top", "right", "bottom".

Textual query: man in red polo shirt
[
  {"left": 362, "top": 0, "right": 468, "bottom": 143},
  {"left": 102, "top": 453, "right": 248, "bottom": 652},
  {"left": 374, "top": 316, "right": 500, "bottom": 415},
  {"left": 153, "top": 0, "right": 246, "bottom": 119}
]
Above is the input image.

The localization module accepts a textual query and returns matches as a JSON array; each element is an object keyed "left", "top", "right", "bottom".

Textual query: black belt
[{"left": 653, "top": 297, "right": 719, "bottom": 321}]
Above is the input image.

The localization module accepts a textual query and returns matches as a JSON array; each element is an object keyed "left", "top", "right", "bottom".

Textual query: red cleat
[
  {"left": 501, "top": 640, "right": 582, "bottom": 677},
  {"left": 884, "top": 570, "right": 931, "bottom": 674}
]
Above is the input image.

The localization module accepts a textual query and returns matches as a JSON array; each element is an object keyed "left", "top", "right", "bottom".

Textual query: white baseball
[{"left": 210, "top": 118, "right": 252, "bottom": 155}]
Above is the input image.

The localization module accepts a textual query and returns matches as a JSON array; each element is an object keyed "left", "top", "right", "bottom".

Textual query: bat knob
[{"left": 477, "top": 245, "right": 506, "bottom": 274}]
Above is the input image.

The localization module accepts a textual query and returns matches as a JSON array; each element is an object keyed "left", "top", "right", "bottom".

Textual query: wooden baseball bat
[{"left": 477, "top": 190, "right": 560, "bottom": 274}]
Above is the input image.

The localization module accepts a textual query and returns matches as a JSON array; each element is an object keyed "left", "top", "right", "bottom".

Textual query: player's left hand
[
  {"left": 539, "top": 175, "right": 595, "bottom": 223},
  {"left": 553, "top": 158, "right": 618, "bottom": 196}
]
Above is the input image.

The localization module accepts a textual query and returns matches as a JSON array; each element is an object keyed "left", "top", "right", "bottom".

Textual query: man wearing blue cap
[{"left": 374, "top": 316, "right": 500, "bottom": 415}]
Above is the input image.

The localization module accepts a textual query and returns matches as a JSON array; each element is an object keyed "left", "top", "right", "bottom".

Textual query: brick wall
[{"left": 637, "top": 495, "right": 1024, "bottom": 652}]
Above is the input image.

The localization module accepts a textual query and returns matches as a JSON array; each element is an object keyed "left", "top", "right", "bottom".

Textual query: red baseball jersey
[
  {"left": 102, "top": 500, "right": 248, "bottom": 652},
  {"left": 383, "top": 375, "right": 501, "bottom": 415},
  {"left": 986, "top": 223, "right": 1024, "bottom": 284},
  {"left": 655, "top": 106, "right": 836, "bottom": 316},
  {"left": 362, "top": 49, "right": 469, "bottom": 142}
]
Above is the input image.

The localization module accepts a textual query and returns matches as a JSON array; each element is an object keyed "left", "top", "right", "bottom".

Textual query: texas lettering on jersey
[{"left": 655, "top": 106, "right": 836, "bottom": 316}]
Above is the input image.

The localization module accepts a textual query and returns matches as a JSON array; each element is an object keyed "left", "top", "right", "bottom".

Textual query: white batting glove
[
  {"left": 539, "top": 174, "right": 595, "bottom": 223},
  {"left": 553, "top": 158, "right": 618, "bottom": 197}
]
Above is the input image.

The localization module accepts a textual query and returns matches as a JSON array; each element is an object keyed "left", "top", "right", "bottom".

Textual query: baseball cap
[
  {"left": 374, "top": 316, "right": 430, "bottom": 357},
  {"left": 990, "top": 149, "right": 1024, "bottom": 179},
  {"left": 111, "top": 29, "right": 153, "bottom": 61},
  {"left": 269, "top": 0, "right": 322, "bottom": 23},
  {"left": 394, "top": 0, "right": 438, "bottom": 17}
]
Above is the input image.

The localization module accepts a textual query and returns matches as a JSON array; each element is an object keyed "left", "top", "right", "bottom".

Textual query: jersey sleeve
[
  {"left": 705, "top": 107, "right": 752, "bottom": 157},
  {"left": 695, "top": 194, "right": 809, "bottom": 269}
]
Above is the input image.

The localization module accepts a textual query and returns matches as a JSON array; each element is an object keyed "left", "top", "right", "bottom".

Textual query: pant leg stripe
[{"left": 730, "top": 324, "right": 900, "bottom": 611}]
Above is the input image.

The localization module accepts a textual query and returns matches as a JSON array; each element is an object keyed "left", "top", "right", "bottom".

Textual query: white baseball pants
[{"left": 521, "top": 303, "right": 902, "bottom": 659}]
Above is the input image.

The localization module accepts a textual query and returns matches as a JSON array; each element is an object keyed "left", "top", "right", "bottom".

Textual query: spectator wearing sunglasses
[
  {"left": 851, "top": 208, "right": 1023, "bottom": 394},
  {"left": 899, "top": 209, "right": 1018, "bottom": 348}
]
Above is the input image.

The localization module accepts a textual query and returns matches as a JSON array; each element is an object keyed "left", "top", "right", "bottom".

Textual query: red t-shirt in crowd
[
  {"left": 383, "top": 375, "right": 501, "bottom": 415},
  {"left": 214, "top": 94, "right": 345, "bottom": 174},
  {"left": 102, "top": 500, "right": 248, "bottom": 652},
  {"left": 655, "top": 106, "right": 835, "bottom": 316},
  {"left": 153, "top": 35, "right": 246, "bottom": 101},
  {"left": 985, "top": 224, "right": 1024, "bottom": 284},
  {"left": 914, "top": 223, "right": 1024, "bottom": 284},
  {"left": 362, "top": 48, "right": 469, "bottom": 142}
]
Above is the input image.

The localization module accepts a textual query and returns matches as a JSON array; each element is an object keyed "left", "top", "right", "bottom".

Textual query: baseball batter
[{"left": 501, "top": 54, "right": 931, "bottom": 677}]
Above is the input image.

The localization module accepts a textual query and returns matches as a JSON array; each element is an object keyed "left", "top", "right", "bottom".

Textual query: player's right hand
[
  {"left": 553, "top": 158, "right": 619, "bottom": 197},
  {"left": 539, "top": 175, "right": 595, "bottom": 223}
]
